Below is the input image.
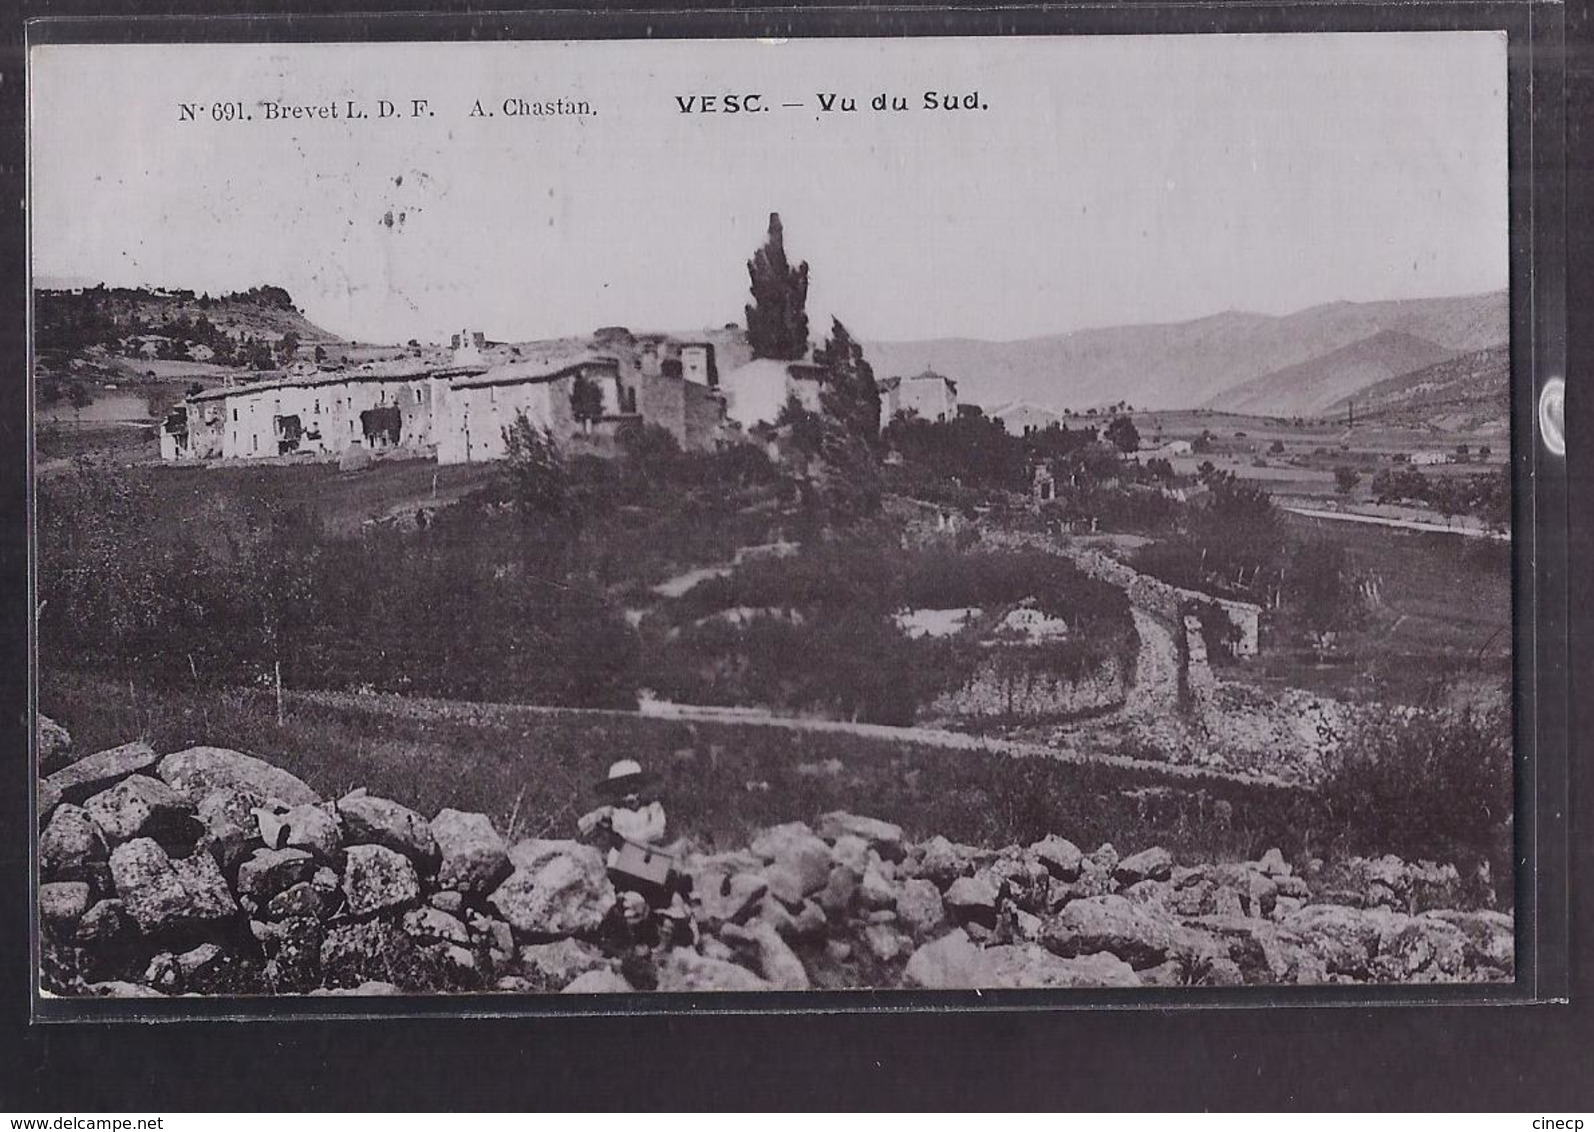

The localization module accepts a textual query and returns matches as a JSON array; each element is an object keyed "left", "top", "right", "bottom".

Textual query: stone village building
[
  {"left": 162, "top": 334, "right": 725, "bottom": 465},
  {"left": 880, "top": 369, "right": 959, "bottom": 425}
]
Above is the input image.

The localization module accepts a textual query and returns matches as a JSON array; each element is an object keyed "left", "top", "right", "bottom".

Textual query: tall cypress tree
[
  {"left": 745, "top": 213, "right": 810, "bottom": 360},
  {"left": 815, "top": 318, "right": 882, "bottom": 443}
]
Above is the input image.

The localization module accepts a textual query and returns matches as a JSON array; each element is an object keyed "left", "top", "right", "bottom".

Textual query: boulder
[
  {"left": 429, "top": 891, "right": 466, "bottom": 916},
  {"left": 82, "top": 775, "right": 194, "bottom": 845},
  {"left": 902, "top": 931, "right": 990, "bottom": 988},
  {"left": 157, "top": 747, "right": 318, "bottom": 808},
  {"left": 265, "top": 880, "right": 332, "bottom": 922},
  {"left": 1043, "top": 894, "right": 1195, "bottom": 969},
  {"left": 518, "top": 939, "right": 611, "bottom": 986},
  {"left": 984, "top": 946, "right": 1142, "bottom": 989},
  {"left": 720, "top": 920, "right": 810, "bottom": 990},
  {"left": 401, "top": 906, "right": 472, "bottom": 948},
  {"left": 862, "top": 923, "right": 911, "bottom": 963},
  {"left": 1376, "top": 916, "right": 1469, "bottom": 981},
  {"left": 918, "top": 835, "right": 992, "bottom": 887},
  {"left": 39, "top": 881, "right": 92, "bottom": 930},
  {"left": 489, "top": 842, "right": 615, "bottom": 940},
  {"left": 1114, "top": 846, "right": 1174, "bottom": 885},
  {"left": 39, "top": 803, "right": 108, "bottom": 880},
  {"left": 37, "top": 714, "right": 72, "bottom": 770},
  {"left": 827, "top": 834, "right": 872, "bottom": 876},
  {"left": 337, "top": 792, "right": 439, "bottom": 868},
  {"left": 655, "top": 949, "right": 771, "bottom": 992},
  {"left": 1030, "top": 835, "right": 1084, "bottom": 881},
  {"left": 858, "top": 865, "right": 898, "bottom": 911},
  {"left": 46, "top": 741, "right": 158, "bottom": 804},
  {"left": 1278, "top": 904, "right": 1391, "bottom": 978},
  {"left": 108, "top": 838, "right": 237, "bottom": 934},
  {"left": 258, "top": 802, "right": 341, "bottom": 859},
  {"left": 431, "top": 809, "right": 511, "bottom": 897},
  {"left": 758, "top": 898, "right": 826, "bottom": 942},
  {"left": 990, "top": 854, "right": 1051, "bottom": 913},
  {"left": 76, "top": 899, "right": 130, "bottom": 944},
  {"left": 815, "top": 812, "right": 904, "bottom": 856},
  {"left": 319, "top": 920, "right": 449, "bottom": 992},
  {"left": 506, "top": 837, "right": 585, "bottom": 874},
  {"left": 814, "top": 866, "right": 858, "bottom": 918},
  {"left": 262, "top": 915, "right": 326, "bottom": 993},
  {"left": 342, "top": 844, "right": 422, "bottom": 917},
  {"left": 38, "top": 779, "right": 63, "bottom": 823},
  {"left": 749, "top": 822, "right": 832, "bottom": 900},
  {"left": 944, "top": 873, "right": 1001, "bottom": 929},
  {"left": 1257, "top": 847, "right": 1292, "bottom": 877},
  {"left": 174, "top": 943, "right": 234, "bottom": 994},
  {"left": 86, "top": 980, "right": 166, "bottom": 999},
  {"left": 1424, "top": 910, "right": 1514, "bottom": 971},
  {"left": 561, "top": 968, "right": 634, "bottom": 994},
  {"left": 194, "top": 787, "right": 270, "bottom": 872},
  {"left": 689, "top": 862, "right": 768, "bottom": 929},
  {"left": 236, "top": 847, "right": 318, "bottom": 902},
  {"left": 894, "top": 878, "right": 946, "bottom": 938},
  {"left": 904, "top": 929, "right": 1143, "bottom": 989}
]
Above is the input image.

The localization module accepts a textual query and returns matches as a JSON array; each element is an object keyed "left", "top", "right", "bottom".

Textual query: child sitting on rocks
[{"left": 577, "top": 760, "right": 693, "bottom": 950}]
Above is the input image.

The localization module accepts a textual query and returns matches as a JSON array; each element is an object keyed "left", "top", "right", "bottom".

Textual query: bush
[{"left": 1320, "top": 705, "right": 1512, "bottom": 906}]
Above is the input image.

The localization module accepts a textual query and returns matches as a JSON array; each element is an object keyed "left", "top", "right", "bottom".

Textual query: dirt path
[
  {"left": 287, "top": 687, "right": 1294, "bottom": 790},
  {"left": 1279, "top": 504, "right": 1507, "bottom": 541},
  {"left": 1122, "top": 608, "right": 1182, "bottom": 721}
]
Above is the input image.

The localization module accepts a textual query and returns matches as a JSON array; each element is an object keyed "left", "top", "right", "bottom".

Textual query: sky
[{"left": 29, "top": 34, "right": 1508, "bottom": 345}]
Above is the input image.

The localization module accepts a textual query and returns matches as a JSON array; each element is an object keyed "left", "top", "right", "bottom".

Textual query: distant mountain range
[{"left": 866, "top": 291, "right": 1507, "bottom": 419}]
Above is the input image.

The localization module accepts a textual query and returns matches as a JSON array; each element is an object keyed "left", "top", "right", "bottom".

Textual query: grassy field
[
  {"left": 76, "top": 456, "right": 502, "bottom": 535},
  {"left": 1230, "top": 514, "right": 1512, "bottom": 705},
  {"left": 43, "top": 670, "right": 1328, "bottom": 866}
]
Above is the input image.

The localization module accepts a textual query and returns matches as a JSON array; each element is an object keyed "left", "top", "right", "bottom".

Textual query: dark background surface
[{"left": 0, "top": 0, "right": 1589, "bottom": 1110}]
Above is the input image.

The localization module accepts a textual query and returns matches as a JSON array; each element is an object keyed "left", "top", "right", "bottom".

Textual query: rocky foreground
[{"left": 37, "top": 721, "right": 1513, "bottom": 997}]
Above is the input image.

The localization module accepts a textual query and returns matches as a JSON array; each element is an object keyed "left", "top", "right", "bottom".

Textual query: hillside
[
  {"left": 867, "top": 291, "right": 1507, "bottom": 414},
  {"left": 1321, "top": 345, "right": 1510, "bottom": 433},
  {"left": 34, "top": 284, "right": 345, "bottom": 361},
  {"left": 1202, "top": 330, "right": 1458, "bottom": 417}
]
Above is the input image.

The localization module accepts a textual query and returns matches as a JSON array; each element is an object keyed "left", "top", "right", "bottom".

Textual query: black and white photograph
[{"left": 29, "top": 32, "right": 1518, "bottom": 1001}]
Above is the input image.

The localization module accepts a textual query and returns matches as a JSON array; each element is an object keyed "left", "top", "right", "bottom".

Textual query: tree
[
  {"left": 744, "top": 212, "right": 810, "bottom": 360},
  {"left": 814, "top": 318, "right": 882, "bottom": 443},
  {"left": 569, "top": 374, "right": 606, "bottom": 434},
  {"left": 1334, "top": 466, "right": 1361, "bottom": 495},
  {"left": 278, "top": 330, "right": 301, "bottom": 365},
  {"left": 1104, "top": 415, "right": 1140, "bottom": 454},
  {"left": 313, "top": 344, "right": 327, "bottom": 363},
  {"left": 502, "top": 410, "right": 568, "bottom": 521},
  {"left": 1287, "top": 540, "right": 1365, "bottom": 644}
]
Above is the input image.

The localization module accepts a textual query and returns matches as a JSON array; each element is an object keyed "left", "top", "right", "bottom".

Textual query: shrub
[{"left": 1319, "top": 705, "right": 1512, "bottom": 906}]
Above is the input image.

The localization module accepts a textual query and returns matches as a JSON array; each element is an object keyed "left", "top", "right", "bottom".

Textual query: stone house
[
  {"left": 883, "top": 369, "right": 959, "bottom": 424},
  {"left": 721, "top": 357, "right": 828, "bottom": 428}
]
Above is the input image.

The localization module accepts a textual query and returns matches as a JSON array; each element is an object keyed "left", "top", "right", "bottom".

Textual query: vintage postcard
[{"left": 30, "top": 33, "right": 1514, "bottom": 1001}]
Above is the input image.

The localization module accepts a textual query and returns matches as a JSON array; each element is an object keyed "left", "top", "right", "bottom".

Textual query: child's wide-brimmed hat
[{"left": 596, "top": 758, "right": 657, "bottom": 800}]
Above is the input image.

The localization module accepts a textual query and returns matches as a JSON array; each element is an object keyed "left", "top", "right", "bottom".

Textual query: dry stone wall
[
  {"left": 37, "top": 720, "right": 1511, "bottom": 997},
  {"left": 931, "top": 654, "right": 1129, "bottom": 723}
]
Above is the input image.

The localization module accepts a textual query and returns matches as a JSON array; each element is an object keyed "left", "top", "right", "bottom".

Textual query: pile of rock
[{"left": 37, "top": 729, "right": 1512, "bottom": 998}]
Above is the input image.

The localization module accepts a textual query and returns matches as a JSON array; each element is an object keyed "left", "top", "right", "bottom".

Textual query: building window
[
  {"left": 414, "top": 388, "right": 422, "bottom": 404},
  {"left": 251, "top": 435, "right": 258, "bottom": 453},
  {"left": 232, "top": 408, "right": 238, "bottom": 422},
  {"left": 315, "top": 399, "right": 320, "bottom": 413}
]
